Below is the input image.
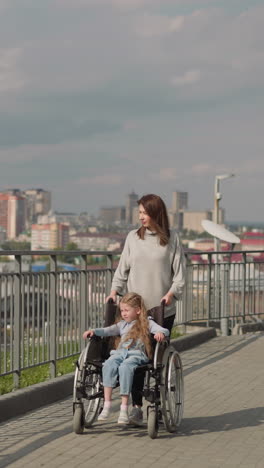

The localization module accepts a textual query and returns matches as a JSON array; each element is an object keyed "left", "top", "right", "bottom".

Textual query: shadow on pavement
[
  {"left": 184, "top": 334, "right": 263, "bottom": 377},
  {"left": 180, "top": 406, "right": 264, "bottom": 435}
]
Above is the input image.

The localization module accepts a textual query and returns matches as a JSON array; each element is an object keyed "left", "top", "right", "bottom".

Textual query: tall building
[
  {"left": 31, "top": 223, "right": 69, "bottom": 250},
  {"left": 24, "top": 189, "right": 51, "bottom": 227},
  {"left": 99, "top": 206, "right": 126, "bottom": 224},
  {"left": 171, "top": 191, "right": 188, "bottom": 212},
  {"left": 0, "top": 191, "right": 26, "bottom": 239},
  {"left": 183, "top": 210, "right": 213, "bottom": 233},
  {"left": 126, "top": 191, "right": 138, "bottom": 224},
  {"left": 169, "top": 191, "right": 188, "bottom": 230}
]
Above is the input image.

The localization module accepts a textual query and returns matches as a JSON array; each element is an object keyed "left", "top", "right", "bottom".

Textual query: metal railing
[{"left": 0, "top": 249, "right": 263, "bottom": 390}]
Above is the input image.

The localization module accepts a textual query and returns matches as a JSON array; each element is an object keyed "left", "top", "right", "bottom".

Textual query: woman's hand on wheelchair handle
[
  {"left": 154, "top": 332, "right": 165, "bottom": 342},
  {"left": 83, "top": 330, "right": 94, "bottom": 339},
  {"left": 106, "top": 290, "right": 117, "bottom": 303},
  {"left": 161, "top": 291, "right": 174, "bottom": 306}
]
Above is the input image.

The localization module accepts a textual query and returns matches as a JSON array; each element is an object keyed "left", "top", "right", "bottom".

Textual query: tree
[{"left": 1, "top": 240, "right": 31, "bottom": 251}]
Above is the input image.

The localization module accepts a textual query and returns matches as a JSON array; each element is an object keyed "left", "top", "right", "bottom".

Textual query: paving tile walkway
[{"left": 1, "top": 333, "right": 264, "bottom": 468}]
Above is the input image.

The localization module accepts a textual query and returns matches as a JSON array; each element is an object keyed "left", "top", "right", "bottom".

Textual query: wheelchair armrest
[{"left": 153, "top": 339, "right": 169, "bottom": 370}]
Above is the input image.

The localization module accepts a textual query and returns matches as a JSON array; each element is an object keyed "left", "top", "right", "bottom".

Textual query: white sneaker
[
  {"left": 117, "top": 410, "right": 129, "bottom": 425},
  {"left": 98, "top": 406, "right": 111, "bottom": 420},
  {"left": 128, "top": 407, "right": 143, "bottom": 426}
]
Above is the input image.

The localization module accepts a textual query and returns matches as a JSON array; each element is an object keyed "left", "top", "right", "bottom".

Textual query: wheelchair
[{"left": 72, "top": 300, "right": 184, "bottom": 439}]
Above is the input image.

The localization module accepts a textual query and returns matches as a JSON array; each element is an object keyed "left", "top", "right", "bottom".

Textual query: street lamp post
[
  {"left": 213, "top": 173, "right": 235, "bottom": 336},
  {"left": 214, "top": 173, "right": 235, "bottom": 251}
]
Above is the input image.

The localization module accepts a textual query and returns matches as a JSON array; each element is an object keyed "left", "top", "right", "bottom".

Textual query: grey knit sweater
[{"left": 111, "top": 228, "right": 186, "bottom": 318}]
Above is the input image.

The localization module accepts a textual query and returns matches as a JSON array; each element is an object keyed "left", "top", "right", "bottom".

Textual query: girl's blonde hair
[{"left": 117, "top": 292, "right": 153, "bottom": 359}]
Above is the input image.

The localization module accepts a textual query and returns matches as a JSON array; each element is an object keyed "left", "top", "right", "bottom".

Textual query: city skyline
[{"left": 0, "top": 1, "right": 263, "bottom": 222}]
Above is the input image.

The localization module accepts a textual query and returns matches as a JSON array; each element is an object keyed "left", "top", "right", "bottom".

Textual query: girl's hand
[
  {"left": 106, "top": 290, "right": 117, "bottom": 303},
  {"left": 154, "top": 332, "right": 165, "bottom": 342},
  {"left": 83, "top": 330, "right": 94, "bottom": 339},
  {"left": 161, "top": 292, "right": 174, "bottom": 306}
]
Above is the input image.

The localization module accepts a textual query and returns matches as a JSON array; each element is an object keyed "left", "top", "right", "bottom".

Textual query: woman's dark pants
[{"left": 131, "top": 315, "right": 175, "bottom": 406}]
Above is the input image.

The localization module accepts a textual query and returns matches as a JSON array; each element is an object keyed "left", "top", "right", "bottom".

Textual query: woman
[{"left": 106, "top": 193, "right": 186, "bottom": 426}]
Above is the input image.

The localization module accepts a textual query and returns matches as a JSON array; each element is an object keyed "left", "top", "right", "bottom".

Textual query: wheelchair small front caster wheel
[{"left": 73, "top": 405, "right": 84, "bottom": 434}]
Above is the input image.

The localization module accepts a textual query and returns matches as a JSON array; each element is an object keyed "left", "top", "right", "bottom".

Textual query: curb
[
  {"left": 0, "top": 327, "right": 216, "bottom": 424},
  {"left": 232, "top": 321, "right": 264, "bottom": 335},
  {"left": 171, "top": 326, "right": 217, "bottom": 352},
  {"left": 0, "top": 373, "right": 74, "bottom": 424}
]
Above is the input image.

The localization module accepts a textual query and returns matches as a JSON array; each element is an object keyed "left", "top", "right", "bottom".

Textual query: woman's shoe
[{"left": 128, "top": 406, "right": 143, "bottom": 426}]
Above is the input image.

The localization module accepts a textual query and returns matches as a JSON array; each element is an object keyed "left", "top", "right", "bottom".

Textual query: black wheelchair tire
[
  {"left": 147, "top": 407, "right": 158, "bottom": 439},
  {"left": 73, "top": 405, "right": 84, "bottom": 434}
]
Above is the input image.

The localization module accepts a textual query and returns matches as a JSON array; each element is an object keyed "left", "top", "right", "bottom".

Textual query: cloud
[
  {"left": 150, "top": 168, "right": 178, "bottom": 182},
  {"left": 191, "top": 164, "right": 213, "bottom": 175},
  {"left": 171, "top": 69, "right": 201, "bottom": 87},
  {"left": 135, "top": 14, "right": 184, "bottom": 37},
  {"left": 55, "top": 0, "right": 155, "bottom": 9},
  {"left": 78, "top": 174, "right": 123, "bottom": 185},
  {"left": 0, "top": 48, "right": 26, "bottom": 92}
]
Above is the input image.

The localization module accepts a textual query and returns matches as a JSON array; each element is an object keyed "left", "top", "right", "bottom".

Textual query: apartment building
[
  {"left": 70, "top": 233, "right": 123, "bottom": 251},
  {"left": 31, "top": 223, "right": 69, "bottom": 250},
  {"left": 0, "top": 191, "right": 26, "bottom": 239},
  {"left": 24, "top": 189, "right": 51, "bottom": 227}
]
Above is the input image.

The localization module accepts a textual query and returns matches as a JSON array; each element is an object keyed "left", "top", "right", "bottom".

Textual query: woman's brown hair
[
  {"left": 117, "top": 292, "right": 153, "bottom": 359},
  {"left": 137, "top": 194, "right": 170, "bottom": 246}
]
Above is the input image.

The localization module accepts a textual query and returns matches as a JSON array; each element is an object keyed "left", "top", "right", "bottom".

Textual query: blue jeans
[{"left": 102, "top": 348, "right": 149, "bottom": 395}]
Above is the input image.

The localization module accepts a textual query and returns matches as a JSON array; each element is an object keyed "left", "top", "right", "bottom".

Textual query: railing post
[
  {"left": 80, "top": 254, "right": 87, "bottom": 348},
  {"left": 206, "top": 253, "right": 212, "bottom": 327},
  {"left": 49, "top": 254, "right": 57, "bottom": 378},
  {"left": 106, "top": 254, "right": 114, "bottom": 295},
  {"left": 220, "top": 262, "right": 229, "bottom": 336},
  {"left": 185, "top": 255, "right": 192, "bottom": 323},
  {"left": 13, "top": 255, "right": 22, "bottom": 389},
  {"left": 242, "top": 252, "right": 247, "bottom": 323}
]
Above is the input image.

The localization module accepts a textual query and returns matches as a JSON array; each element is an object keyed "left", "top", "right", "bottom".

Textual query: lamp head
[{"left": 216, "top": 173, "right": 235, "bottom": 181}]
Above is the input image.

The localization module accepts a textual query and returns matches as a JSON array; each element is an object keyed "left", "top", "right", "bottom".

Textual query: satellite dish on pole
[{"left": 201, "top": 220, "right": 240, "bottom": 249}]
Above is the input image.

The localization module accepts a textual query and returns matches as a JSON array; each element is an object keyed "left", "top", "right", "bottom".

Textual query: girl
[
  {"left": 82, "top": 292, "right": 169, "bottom": 425},
  {"left": 106, "top": 193, "right": 186, "bottom": 425}
]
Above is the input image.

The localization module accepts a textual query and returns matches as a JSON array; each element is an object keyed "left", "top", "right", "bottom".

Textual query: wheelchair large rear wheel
[
  {"left": 160, "top": 347, "right": 184, "bottom": 433},
  {"left": 73, "top": 342, "right": 102, "bottom": 432}
]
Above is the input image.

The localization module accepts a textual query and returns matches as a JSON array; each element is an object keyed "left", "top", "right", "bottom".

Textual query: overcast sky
[{"left": 0, "top": 0, "right": 263, "bottom": 222}]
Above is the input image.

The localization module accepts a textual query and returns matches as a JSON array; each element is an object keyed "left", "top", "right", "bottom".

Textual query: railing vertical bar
[
  {"left": 14, "top": 255, "right": 22, "bottom": 389},
  {"left": 32, "top": 274, "right": 35, "bottom": 366},
  {"left": 80, "top": 256, "right": 87, "bottom": 350},
  {"left": 3, "top": 276, "right": 7, "bottom": 373},
  {"left": 242, "top": 253, "right": 246, "bottom": 322},
  {"left": 10, "top": 276, "right": 14, "bottom": 373},
  {"left": 90, "top": 270, "right": 94, "bottom": 328},
  {"left": 37, "top": 274, "right": 40, "bottom": 364},
  {"left": 206, "top": 254, "right": 212, "bottom": 327},
  {"left": 46, "top": 273, "right": 50, "bottom": 363},
  {"left": 41, "top": 273, "right": 45, "bottom": 363},
  {"left": 257, "top": 263, "right": 261, "bottom": 314},
  {"left": 70, "top": 273, "right": 73, "bottom": 355},
  {"left": 87, "top": 270, "right": 91, "bottom": 328},
  {"left": 26, "top": 274, "right": 30, "bottom": 367},
  {"left": 251, "top": 262, "right": 255, "bottom": 315},
  {"left": 57, "top": 273, "right": 60, "bottom": 359},
  {"left": 65, "top": 272, "right": 69, "bottom": 355},
  {"left": 49, "top": 255, "right": 57, "bottom": 378},
  {"left": 0, "top": 276, "right": 2, "bottom": 374},
  {"left": 21, "top": 274, "right": 25, "bottom": 368},
  {"left": 61, "top": 272, "right": 65, "bottom": 357}
]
